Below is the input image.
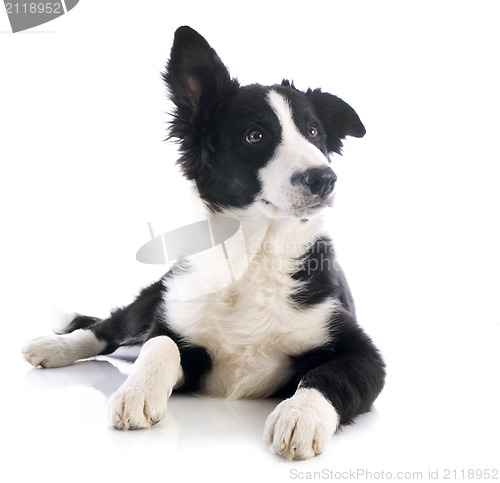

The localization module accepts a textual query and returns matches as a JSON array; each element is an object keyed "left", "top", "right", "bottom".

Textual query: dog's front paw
[
  {"left": 109, "top": 383, "right": 168, "bottom": 430},
  {"left": 264, "top": 388, "right": 339, "bottom": 460}
]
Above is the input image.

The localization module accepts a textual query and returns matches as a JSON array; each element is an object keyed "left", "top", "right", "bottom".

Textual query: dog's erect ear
[
  {"left": 305, "top": 89, "right": 366, "bottom": 154},
  {"left": 164, "top": 26, "right": 237, "bottom": 115},
  {"left": 163, "top": 26, "right": 239, "bottom": 178}
]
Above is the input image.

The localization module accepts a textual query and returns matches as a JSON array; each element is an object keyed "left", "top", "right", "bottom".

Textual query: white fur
[
  {"left": 264, "top": 387, "right": 339, "bottom": 460},
  {"left": 22, "top": 329, "right": 106, "bottom": 368},
  {"left": 258, "top": 90, "right": 333, "bottom": 218},
  {"left": 109, "top": 336, "right": 183, "bottom": 430},
  {"left": 165, "top": 205, "right": 335, "bottom": 399}
]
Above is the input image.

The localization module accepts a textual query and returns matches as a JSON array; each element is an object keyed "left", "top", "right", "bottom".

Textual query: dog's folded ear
[
  {"left": 163, "top": 26, "right": 239, "bottom": 178},
  {"left": 305, "top": 89, "right": 366, "bottom": 155}
]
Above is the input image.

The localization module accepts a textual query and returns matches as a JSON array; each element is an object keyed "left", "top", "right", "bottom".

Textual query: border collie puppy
[{"left": 22, "top": 26, "right": 385, "bottom": 460}]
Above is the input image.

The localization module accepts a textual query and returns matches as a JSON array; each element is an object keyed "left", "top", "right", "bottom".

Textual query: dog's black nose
[{"left": 302, "top": 167, "right": 337, "bottom": 198}]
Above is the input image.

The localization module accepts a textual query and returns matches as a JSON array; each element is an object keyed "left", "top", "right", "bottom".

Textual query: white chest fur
[{"left": 164, "top": 209, "right": 334, "bottom": 399}]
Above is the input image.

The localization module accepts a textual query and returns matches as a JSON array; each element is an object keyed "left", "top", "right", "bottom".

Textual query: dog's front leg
[
  {"left": 264, "top": 311, "right": 386, "bottom": 459},
  {"left": 109, "top": 336, "right": 183, "bottom": 430},
  {"left": 264, "top": 386, "right": 339, "bottom": 460}
]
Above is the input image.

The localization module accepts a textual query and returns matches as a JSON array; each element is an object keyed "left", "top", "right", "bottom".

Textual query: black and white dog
[{"left": 23, "top": 26, "right": 385, "bottom": 460}]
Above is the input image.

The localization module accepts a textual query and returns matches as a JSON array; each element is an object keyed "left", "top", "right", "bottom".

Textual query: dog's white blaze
[
  {"left": 258, "top": 90, "right": 332, "bottom": 217},
  {"left": 165, "top": 205, "right": 334, "bottom": 399}
]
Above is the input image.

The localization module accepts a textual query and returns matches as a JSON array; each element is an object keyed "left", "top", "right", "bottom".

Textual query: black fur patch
[{"left": 290, "top": 237, "right": 355, "bottom": 310}]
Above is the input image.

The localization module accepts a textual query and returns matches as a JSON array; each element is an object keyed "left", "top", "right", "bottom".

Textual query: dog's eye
[
  {"left": 246, "top": 130, "right": 264, "bottom": 144},
  {"left": 308, "top": 125, "right": 319, "bottom": 139}
]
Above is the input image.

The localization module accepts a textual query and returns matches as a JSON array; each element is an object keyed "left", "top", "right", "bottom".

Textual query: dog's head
[{"left": 163, "top": 26, "right": 365, "bottom": 219}]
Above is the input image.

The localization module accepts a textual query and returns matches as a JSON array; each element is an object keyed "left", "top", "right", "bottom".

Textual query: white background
[{"left": 1, "top": 1, "right": 499, "bottom": 482}]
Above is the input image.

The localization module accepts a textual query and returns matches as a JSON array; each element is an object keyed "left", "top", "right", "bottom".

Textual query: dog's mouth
[{"left": 259, "top": 196, "right": 333, "bottom": 219}]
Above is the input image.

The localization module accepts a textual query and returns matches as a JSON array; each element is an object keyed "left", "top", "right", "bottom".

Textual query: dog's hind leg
[
  {"left": 22, "top": 277, "right": 169, "bottom": 368},
  {"left": 22, "top": 327, "right": 107, "bottom": 368}
]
